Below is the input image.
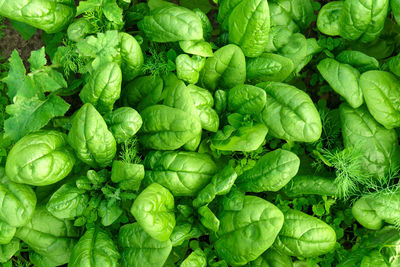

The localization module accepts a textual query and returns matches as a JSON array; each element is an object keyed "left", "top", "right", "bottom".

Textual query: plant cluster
[{"left": 0, "top": 0, "right": 400, "bottom": 266}]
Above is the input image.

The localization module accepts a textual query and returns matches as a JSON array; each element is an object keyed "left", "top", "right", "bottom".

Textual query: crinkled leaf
[
  {"left": 76, "top": 30, "right": 119, "bottom": 61},
  {"left": 118, "top": 223, "right": 172, "bottom": 267},
  {"left": 46, "top": 184, "right": 89, "bottom": 220},
  {"left": 4, "top": 95, "right": 70, "bottom": 141}
]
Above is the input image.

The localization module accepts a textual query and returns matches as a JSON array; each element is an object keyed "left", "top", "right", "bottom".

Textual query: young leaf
[
  {"left": 103, "top": 0, "right": 124, "bottom": 24},
  {"left": 98, "top": 200, "right": 123, "bottom": 226},
  {"left": 76, "top": 30, "right": 120, "bottom": 70},
  {"left": 77, "top": 31, "right": 119, "bottom": 58},
  {"left": 77, "top": 0, "right": 124, "bottom": 25},
  {"left": 76, "top": 0, "right": 102, "bottom": 16},
  {"left": 28, "top": 47, "right": 46, "bottom": 71}
]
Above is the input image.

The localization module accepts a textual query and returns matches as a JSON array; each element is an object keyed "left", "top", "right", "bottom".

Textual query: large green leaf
[
  {"left": 214, "top": 196, "right": 284, "bottom": 265},
  {"left": 144, "top": 151, "right": 218, "bottom": 196},
  {"left": 274, "top": 209, "right": 336, "bottom": 258},
  {"left": 257, "top": 82, "right": 322, "bottom": 142},
  {"left": 138, "top": 6, "right": 203, "bottom": 42},
  {"left": 340, "top": 104, "right": 400, "bottom": 177},
  {"left": 118, "top": 223, "right": 172, "bottom": 267},
  {"left": 67, "top": 103, "right": 117, "bottom": 168},
  {"left": 69, "top": 227, "right": 120, "bottom": 267},
  {"left": 139, "top": 105, "right": 201, "bottom": 150},
  {"left": 317, "top": 58, "right": 363, "bottom": 109},
  {"left": 131, "top": 183, "right": 175, "bottom": 242},
  {"left": 359, "top": 70, "right": 400, "bottom": 129},
  {"left": 236, "top": 149, "right": 300, "bottom": 192}
]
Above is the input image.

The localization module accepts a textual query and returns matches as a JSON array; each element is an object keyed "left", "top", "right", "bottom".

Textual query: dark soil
[{"left": 0, "top": 19, "right": 43, "bottom": 66}]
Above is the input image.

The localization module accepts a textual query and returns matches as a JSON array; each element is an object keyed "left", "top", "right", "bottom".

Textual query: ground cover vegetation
[{"left": 1, "top": 0, "right": 400, "bottom": 266}]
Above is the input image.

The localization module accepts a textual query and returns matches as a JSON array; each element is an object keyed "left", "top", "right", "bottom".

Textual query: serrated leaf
[
  {"left": 32, "top": 72, "right": 64, "bottom": 94},
  {"left": 3, "top": 50, "right": 26, "bottom": 99},
  {"left": 28, "top": 47, "right": 46, "bottom": 71},
  {"left": 4, "top": 50, "right": 65, "bottom": 100},
  {"left": 4, "top": 95, "right": 70, "bottom": 141},
  {"left": 76, "top": 31, "right": 119, "bottom": 63}
]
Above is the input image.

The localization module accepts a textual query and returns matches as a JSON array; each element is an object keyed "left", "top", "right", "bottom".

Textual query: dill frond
[
  {"left": 53, "top": 39, "right": 87, "bottom": 77},
  {"left": 317, "top": 107, "right": 342, "bottom": 150},
  {"left": 315, "top": 148, "right": 368, "bottom": 199},
  {"left": 360, "top": 177, "right": 400, "bottom": 230},
  {"left": 82, "top": 8, "right": 121, "bottom": 33},
  {"left": 360, "top": 168, "right": 400, "bottom": 197},
  {"left": 119, "top": 137, "right": 142, "bottom": 164},
  {"left": 82, "top": 8, "right": 105, "bottom": 33},
  {"left": 141, "top": 44, "right": 172, "bottom": 77}
]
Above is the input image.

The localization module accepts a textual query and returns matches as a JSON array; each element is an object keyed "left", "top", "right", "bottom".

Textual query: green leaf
[
  {"left": 215, "top": 196, "right": 284, "bottom": 265},
  {"left": 69, "top": 227, "right": 120, "bottom": 266},
  {"left": 198, "top": 206, "right": 220, "bottom": 232},
  {"left": 111, "top": 161, "right": 144, "bottom": 191},
  {"left": 148, "top": 0, "right": 175, "bottom": 10},
  {"left": 130, "top": 183, "right": 176, "bottom": 241},
  {"left": 98, "top": 200, "right": 123, "bottom": 226},
  {"left": 0, "top": 239, "right": 20, "bottom": 263},
  {"left": 170, "top": 224, "right": 202, "bottom": 247},
  {"left": 180, "top": 0, "right": 214, "bottom": 13},
  {"left": 221, "top": 187, "right": 245, "bottom": 211},
  {"left": 3, "top": 50, "right": 28, "bottom": 99},
  {"left": 103, "top": 0, "right": 124, "bottom": 24},
  {"left": 193, "top": 166, "right": 237, "bottom": 208},
  {"left": 312, "top": 203, "right": 325, "bottom": 217},
  {"left": 4, "top": 49, "right": 67, "bottom": 101},
  {"left": 179, "top": 40, "right": 214, "bottom": 57},
  {"left": 74, "top": 217, "right": 87, "bottom": 227},
  {"left": 167, "top": 49, "right": 177, "bottom": 61},
  {"left": 4, "top": 95, "right": 70, "bottom": 141},
  {"left": 76, "top": 30, "right": 119, "bottom": 67},
  {"left": 32, "top": 71, "right": 66, "bottom": 94},
  {"left": 28, "top": 47, "right": 46, "bottom": 71},
  {"left": 181, "top": 248, "right": 207, "bottom": 267},
  {"left": 46, "top": 184, "right": 89, "bottom": 219},
  {"left": 118, "top": 223, "right": 172, "bottom": 267},
  {"left": 76, "top": 0, "right": 102, "bottom": 16},
  {"left": 41, "top": 32, "right": 65, "bottom": 60},
  {"left": 10, "top": 20, "right": 37, "bottom": 41}
]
